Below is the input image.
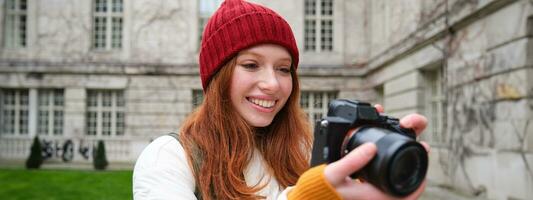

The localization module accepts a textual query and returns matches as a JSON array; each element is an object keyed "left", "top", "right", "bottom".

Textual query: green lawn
[{"left": 0, "top": 168, "right": 132, "bottom": 200}]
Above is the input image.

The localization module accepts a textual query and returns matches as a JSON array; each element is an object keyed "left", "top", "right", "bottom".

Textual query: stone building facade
[
  {"left": 356, "top": 0, "right": 533, "bottom": 199},
  {"left": 0, "top": 0, "right": 532, "bottom": 199},
  {"left": 0, "top": 0, "right": 360, "bottom": 164}
]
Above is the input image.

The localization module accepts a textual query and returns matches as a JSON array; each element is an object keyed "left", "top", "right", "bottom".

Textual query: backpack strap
[{"left": 167, "top": 132, "right": 203, "bottom": 199}]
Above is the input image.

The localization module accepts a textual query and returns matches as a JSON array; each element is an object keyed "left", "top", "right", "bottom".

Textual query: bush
[
  {"left": 93, "top": 140, "right": 109, "bottom": 170},
  {"left": 26, "top": 136, "right": 43, "bottom": 169}
]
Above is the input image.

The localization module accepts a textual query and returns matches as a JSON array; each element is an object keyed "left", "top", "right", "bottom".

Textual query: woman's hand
[{"left": 323, "top": 105, "right": 430, "bottom": 200}]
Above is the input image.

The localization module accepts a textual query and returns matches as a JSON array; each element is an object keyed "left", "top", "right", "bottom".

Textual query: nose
[{"left": 257, "top": 68, "right": 281, "bottom": 93}]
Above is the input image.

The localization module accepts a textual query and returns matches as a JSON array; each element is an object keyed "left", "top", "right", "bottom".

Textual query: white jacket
[{"left": 133, "top": 135, "right": 293, "bottom": 199}]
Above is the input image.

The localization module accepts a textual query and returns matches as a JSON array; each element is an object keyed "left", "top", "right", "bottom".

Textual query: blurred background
[{"left": 0, "top": 0, "right": 532, "bottom": 199}]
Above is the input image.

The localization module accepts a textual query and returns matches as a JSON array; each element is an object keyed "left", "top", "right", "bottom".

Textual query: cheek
[
  {"left": 280, "top": 77, "right": 293, "bottom": 98},
  {"left": 230, "top": 71, "right": 252, "bottom": 100},
  {"left": 229, "top": 74, "right": 240, "bottom": 103},
  {"left": 229, "top": 76, "right": 239, "bottom": 101}
]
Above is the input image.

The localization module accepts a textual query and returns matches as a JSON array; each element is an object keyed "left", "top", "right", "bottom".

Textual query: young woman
[{"left": 133, "top": 1, "right": 429, "bottom": 199}]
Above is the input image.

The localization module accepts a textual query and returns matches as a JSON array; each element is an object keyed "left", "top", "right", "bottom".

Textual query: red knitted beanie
[{"left": 199, "top": 0, "right": 299, "bottom": 90}]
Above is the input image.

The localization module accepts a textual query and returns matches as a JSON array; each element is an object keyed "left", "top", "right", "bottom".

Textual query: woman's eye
[
  {"left": 278, "top": 67, "right": 291, "bottom": 74},
  {"left": 241, "top": 63, "right": 258, "bottom": 69}
]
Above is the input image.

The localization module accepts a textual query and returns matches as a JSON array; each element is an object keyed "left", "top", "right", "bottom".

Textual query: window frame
[
  {"left": 300, "top": 90, "right": 338, "bottom": 126},
  {"left": 3, "top": 0, "right": 28, "bottom": 49},
  {"left": 422, "top": 68, "right": 445, "bottom": 145},
  {"left": 36, "top": 89, "right": 64, "bottom": 136},
  {"left": 198, "top": 0, "right": 223, "bottom": 49},
  {"left": 92, "top": 0, "right": 123, "bottom": 50},
  {"left": 304, "top": 0, "right": 334, "bottom": 52},
  {"left": 86, "top": 90, "right": 125, "bottom": 137},
  {"left": 0, "top": 89, "right": 29, "bottom": 135},
  {"left": 191, "top": 89, "right": 204, "bottom": 109}
]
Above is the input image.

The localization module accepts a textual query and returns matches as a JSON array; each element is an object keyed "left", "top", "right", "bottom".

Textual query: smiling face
[{"left": 230, "top": 44, "right": 294, "bottom": 127}]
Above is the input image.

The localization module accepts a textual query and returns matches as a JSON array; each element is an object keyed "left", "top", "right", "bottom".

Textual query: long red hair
[{"left": 179, "top": 57, "right": 312, "bottom": 199}]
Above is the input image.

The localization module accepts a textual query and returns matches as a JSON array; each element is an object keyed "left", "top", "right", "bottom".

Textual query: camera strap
[{"left": 167, "top": 132, "right": 204, "bottom": 199}]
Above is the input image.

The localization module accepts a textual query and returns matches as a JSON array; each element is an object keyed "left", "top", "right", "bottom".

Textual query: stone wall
[{"left": 362, "top": 0, "right": 533, "bottom": 199}]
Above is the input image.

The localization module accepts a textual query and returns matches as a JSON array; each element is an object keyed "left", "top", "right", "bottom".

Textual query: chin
[{"left": 247, "top": 119, "right": 274, "bottom": 127}]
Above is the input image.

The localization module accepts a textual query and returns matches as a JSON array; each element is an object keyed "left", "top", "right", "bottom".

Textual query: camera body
[{"left": 311, "top": 99, "right": 428, "bottom": 196}]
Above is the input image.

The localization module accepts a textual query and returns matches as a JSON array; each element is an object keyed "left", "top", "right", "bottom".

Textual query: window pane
[
  {"left": 300, "top": 92, "right": 309, "bottom": 108},
  {"left": 95, "top": 0, "right": 107, "bottom": 12},
  {"left": 19, "top": 109, "right": 28, "bottom": 134},
  {"left": 301, "top": 91, "right": 338, "bottom": 127},
  {"left": 20, "top": 91, "right": 28, "bottom": 105},
  {"left": 19, "top": 90, "right": 29, "bottom": 135},
  {"left": 422, "top": 68, "right": 444, "bottom": 144},
  {"left": 38, "top": 90, "right": 49, "bottom": 106},
  {"left": 313, "top": 113, "right": 322, "bottom": 122},
  {"left": 305, "top": 0, "right": 316, "bottom": 15},
  {"left": 199, "top": 0, "right": 223, "bottom": 46},
  {"left": 116, "top": 112, "right": 124, "bottom": 136},
  {"left": 87, "top": 112, "right": 97, "bottom": 135},
  {"left": 112, "top": 0, "right": 123, "bottom": 12},
  {"left": 38, "top": 110, "right": 48, "bottom": 135},
  {"left": 102, "top": 91, "right": 112, "bottom": 107},
  {"left": 321, "top": 0, "right": 333, "bottom": 16},
  {"left": 87, "top": 90, "right": 98, "bottom": 136},
  {"left": 199, "top": 18, "right": 208, "bottom": 42},
  {"left": 116, "top": 91, "right": 125, "bottom": 107},
  {"left": 88, "top": 92, "right": 98, "bottom": 107},
  {"left": 112, "top": 17, "right": 123, "bottom": 48},
  {"left": 53, "top": 110, "right": 63, "bottom": 135},
  {"left": 102, "top": 111, "right": 111, "bottom": 136},
  {"left": 199, "top": 0, "right": 223, "bottom": 16},
  {"left": 6, "top": 0, "right": 15, "bottom": 10},
  {"left": 313, "top": 92, "right": 323, "bottom": 109},
  {"left": 321, "top": 20, "right": 333, "bottom": 51},
  {"left": 20, "top": 0, "right": 27, "bottom": 10},
  {"left": 4, "top": 15, "right": 15, "bottom": 48},
  {"left": 3, "top": 90, "right": 15, "bottom": 105},
  {"left": 19, "top": 15, "right": 26, "bottom": 47},
  {"left": 3, "top": 110, "right": 13, "bottom": 134},
  {"left": 54, "top": 90, "right": 64, "bottom": 106},
  {"left": 304, "top": 20, "right": 316, "bottom": 51},
  {"left": 192, "top": 90, "right": 204, "bottom": 108},
  {"left": 327, "top": 91, "right": 336, "bottom": 103},
  {"left": 93, "top": 17, "right": 107, "bottom": 49}
]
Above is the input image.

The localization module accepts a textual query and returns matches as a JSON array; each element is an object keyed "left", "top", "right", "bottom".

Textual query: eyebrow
[
  {"left": 277, "top": 57, "right": 292, "bottom": 64},
  {"left": 238, "top": 51, "right": 265, "bottom": 60}
]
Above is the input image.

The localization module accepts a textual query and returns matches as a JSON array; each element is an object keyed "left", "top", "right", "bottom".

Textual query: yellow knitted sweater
[{"left": 289, "top": 164, "right": 342, "bottom": 200}]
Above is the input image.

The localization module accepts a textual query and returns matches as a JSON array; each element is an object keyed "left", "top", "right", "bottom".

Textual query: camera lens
[
  {"left": 389, "top": 146, "right": 424, "bottom": 193},
  {"left": 344, "top": 127, "right": 428, "bottom": 196}
]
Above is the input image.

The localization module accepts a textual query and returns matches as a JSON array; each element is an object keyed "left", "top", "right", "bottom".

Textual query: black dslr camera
[{"left": 311, "top": 99, "right": 428, "bottom": 196}]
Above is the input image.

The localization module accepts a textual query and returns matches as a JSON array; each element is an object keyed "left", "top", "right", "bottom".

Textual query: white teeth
[{"left": 249, "top": 98, "right": 275, "bottom": 108}]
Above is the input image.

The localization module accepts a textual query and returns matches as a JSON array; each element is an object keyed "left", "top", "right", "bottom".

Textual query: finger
[
  {"left": 399, "top": 114, "right": 427, "bottom": 136},
  {"left": 405, "top": 179, "right": 427, "bottom": 200},
  {"left": 374, "top": 104, "right": 384, "bottom": 113},
  {"left": 344, "top": 180, "right": 427, "bottom": 200},
  {"left": 339, "top": 182, "right": 396, "bottom": 200},
  {"left": 324, "top": 143, "right": 377, "bottom": 184},
  {"left": 419, "top": 141, "right": 431, "bottom": 153}
]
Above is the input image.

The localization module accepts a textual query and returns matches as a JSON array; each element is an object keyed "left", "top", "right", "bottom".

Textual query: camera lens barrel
[{"left": 345, "top": 126, "right": 428, "bottom": 196}]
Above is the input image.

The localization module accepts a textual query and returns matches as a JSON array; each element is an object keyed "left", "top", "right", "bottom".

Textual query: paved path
[{"left": 420, "top": 186, "right": 488, "bottom": 200}]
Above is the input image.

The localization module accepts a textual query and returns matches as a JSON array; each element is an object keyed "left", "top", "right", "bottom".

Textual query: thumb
[{"left": 324, "top": 143, "right": 377, "bottom": 185}]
